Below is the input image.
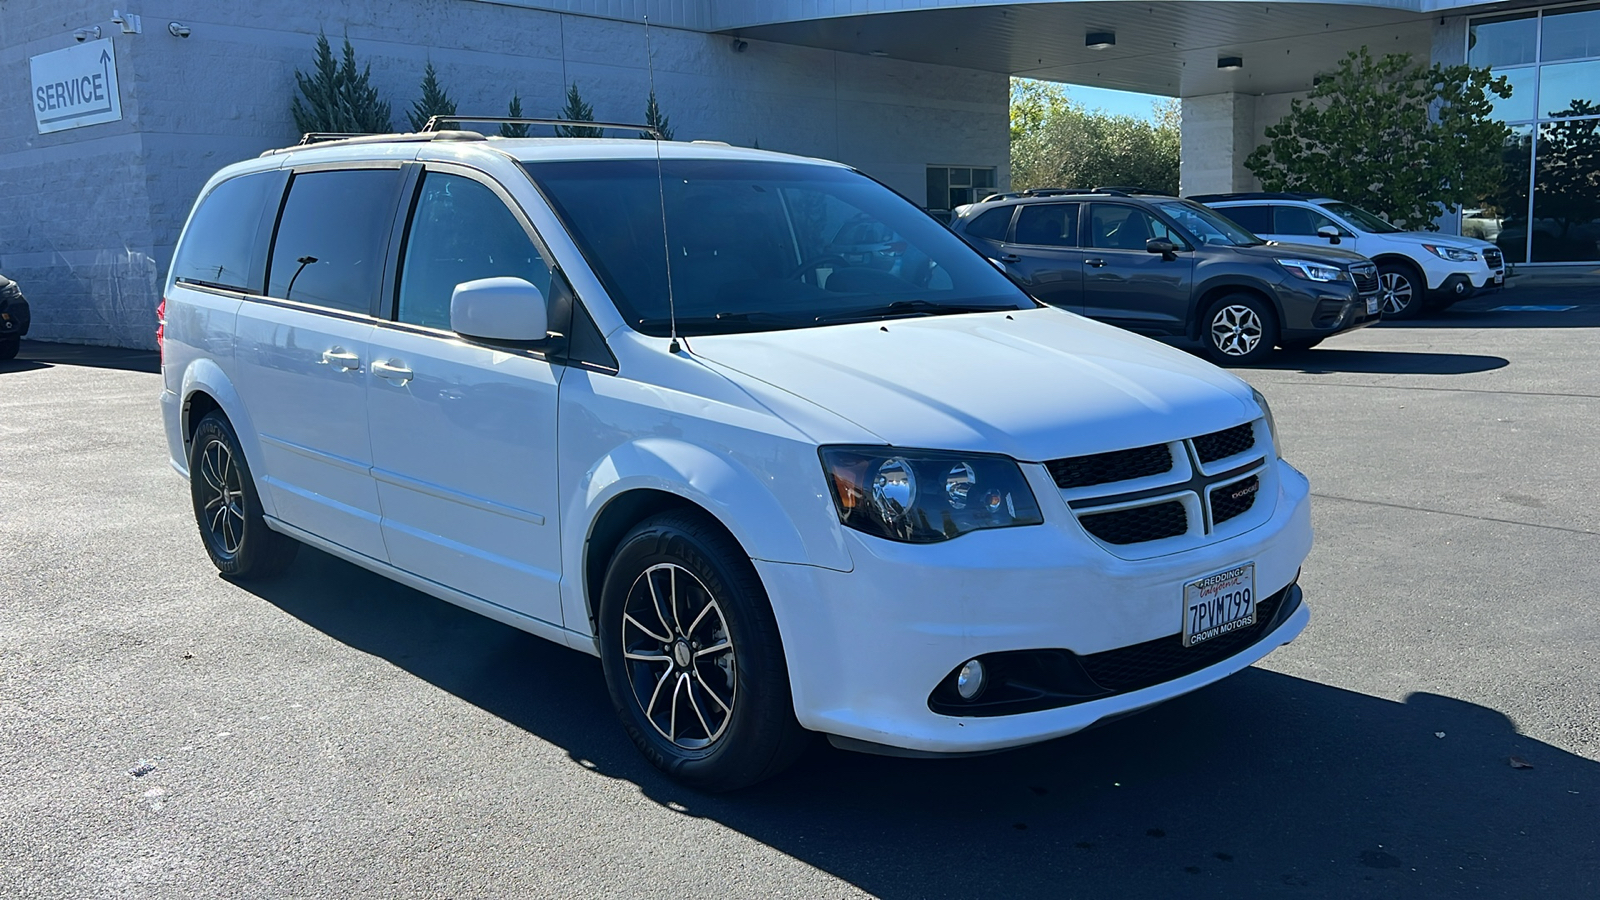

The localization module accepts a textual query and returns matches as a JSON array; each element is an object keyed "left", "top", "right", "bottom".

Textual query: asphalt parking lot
[{"left": 3, "top": 280, "right": 1598, "bottom": 899}]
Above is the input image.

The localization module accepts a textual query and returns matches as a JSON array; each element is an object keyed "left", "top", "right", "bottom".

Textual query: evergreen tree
[
  {"left": 291, "top": 32, "right": 393, "bottom": 134},
  {"left": 406, "top": 62, "right": 457, "bottom": 132},
  {"left": 501, "top": 93, "right": 530, "bottom": 138},
  {"left": 640, "top": 89, "right": 673, "bottom": 140},
  {"left": 556, "top": 82, "right": 603, "bottom": 138},
  {"left": 291, "top": 32, "right": 341, "bottom": 134}
]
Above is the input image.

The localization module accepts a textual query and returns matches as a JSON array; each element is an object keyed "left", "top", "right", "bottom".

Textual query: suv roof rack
[
  {"left": 421, "top": 115, "right": 663, "bottom": 139},
  {"left": 1187, "top": 191, "right": 1323, "bottom": 203},
  {"left": 265, "top": 130, "right": 488, "bottom": 156}
]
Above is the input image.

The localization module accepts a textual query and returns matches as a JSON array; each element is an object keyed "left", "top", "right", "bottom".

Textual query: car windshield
[
  {"left": 1150, "top": 199, "right": 1262, "bottom": 247},
  {"left": 522, "top": 158, "right": 1032, "bottom": 336},
  {"left": 1319, "top": 201, "right": 1401, "bottom": 234}
]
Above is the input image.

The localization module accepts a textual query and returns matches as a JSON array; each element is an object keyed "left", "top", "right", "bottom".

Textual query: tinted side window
[
  {"left": 1273, "top": 205, "right": 1340, "bottom": 236},
  {"left": 173, "top": 171, "right": 281, "bottom": 291},
  {"left": 1087, "top": 205, "right": 1179, "bottom": 250},
  {"left": 396, "top": 172, "right": 553, "bottom": 330},
  {"left": 1013, "top": 204, "right": 1079, "bottom": 247},
  {"left": 964, "top": 206, "right": 1014, "bottom": 242},
  {"left": 1217, "top": 204, "right": 1271, "bottom": 234},
  {"left": 267, "top": 168, "right": 403, "bottom": 312}
]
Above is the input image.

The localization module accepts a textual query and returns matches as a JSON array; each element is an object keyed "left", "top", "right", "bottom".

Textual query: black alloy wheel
[
  {"left": 189, "top": 411, "right": 299, "bottom": 579},
  {"left": 598, "top": 510, "right": 809, "bottom": 791}
]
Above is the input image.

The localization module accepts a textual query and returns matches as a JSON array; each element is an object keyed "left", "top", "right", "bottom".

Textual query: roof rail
[
  {"left": 1095, "top": 185, "right": 1171, "bottom": 196},
  {"left": 264, "top": 130, "right": 488, "bottom": 156},
  {"left": 298, "top": 132, "right": 373, "bottom": 145},
  {"left": 422, "top": 115, "right": 664, "bottom": 139},
  {"left": 1187, "top": 191, "right": 1323, "bottom": 203}
]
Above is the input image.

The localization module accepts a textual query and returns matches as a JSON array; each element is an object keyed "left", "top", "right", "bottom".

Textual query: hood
[
  {"left": 1248, "top": 242, "right": 1373, "bottom": 265},
  {"left": 1373, "top": 231, "right": 1498, "bottom": 252},
  {"left": 687, "top": 307, "right": 1257, "bottom": 462}
]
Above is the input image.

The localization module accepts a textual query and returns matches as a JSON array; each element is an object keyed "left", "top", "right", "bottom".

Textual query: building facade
[{"left": 2, "top": 0, "right": 1593, "bottom": 348}]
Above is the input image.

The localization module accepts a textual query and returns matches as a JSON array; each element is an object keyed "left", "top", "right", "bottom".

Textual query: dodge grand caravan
[{"left": 161, "top": 129, "right": 1313, "bottom": 790}]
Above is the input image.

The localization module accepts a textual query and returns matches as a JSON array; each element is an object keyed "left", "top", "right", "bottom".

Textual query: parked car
[
  {"left": 161, "top": 132, "right": 1312, "bottom": 790},
  {"left": 0, "top": 274, "right": 30, "bottom": 361},
  {"left": 950, "top": 188, "right": 1381, "bottom": 362},
  {"left": 1191, "top": 192, "right": 1506, "bottom": 319}
]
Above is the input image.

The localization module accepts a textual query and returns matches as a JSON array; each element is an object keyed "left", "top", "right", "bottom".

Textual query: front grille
[
  {"left": 1192, "top": 423, "right": 1255, "bottom": 464},
  {"left": 1210, "top": 475, "right": 1260, "bottom": 525},
  {"left": 1077, "top": 585, "right": 1292, "bottom": 693},
  {"left": 1046, "top": 442, "right": 1172, "bottom": 490},
  {"left": 1351, "top": 264, "right": 1379, "bottom": 294},
  {"left": 1484, "top": 247, "right": 1503, "bottom": 269},
  {"left": 1078, "top": 501, "right": 1187, "bottom": 545}
]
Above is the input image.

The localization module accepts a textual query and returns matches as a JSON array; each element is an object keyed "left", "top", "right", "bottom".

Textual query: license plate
[
  {"left": 1493, "top": 272, "right": 1505, "bottom": 284},
  {"left": 1183, "top": 564, "right": 1256, "bottom": 647},
  {"left": 1366, "top": 295, "right": 1380, "bottom": 315}
]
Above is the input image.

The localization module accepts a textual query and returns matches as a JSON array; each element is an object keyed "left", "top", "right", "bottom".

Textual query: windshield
[
  {"left": 523, "top": 159, "right": 1032, "bottom": 336},
  {"left": 1318, "top": 201, "right": 1401, "bottom": 234},
  {"left": 1151, "top": 199, "right": 1262, "bottom": 247}
]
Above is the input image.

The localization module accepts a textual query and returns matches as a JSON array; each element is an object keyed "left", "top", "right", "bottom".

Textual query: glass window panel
[
  {"left": 1538, "top": 59, "right": 1600, "bottom": 119},
  {"left": 1014, "top": 203, "right": 1079, "bottom": 246},
  {"left": 926, "top": 167, "right": 948, "bottom": 209},
  {"left": 1469, "top": 14, "right": 1538, "bottom": 69},
  {"left": 950, "top": 168, "right": 973, "bottom": 187},
  {"left": 1490, "top": 67, "right": 1538, "bottom": 123},
  {"left": 1541, "top": 5, "right": 1600, "bottom": 62},
  {"left": 1476, "top": 125, "right": 1534, "bottom": 263},
  {"left": 964, "top": 206, "right": 1014, "bottom": 242},
  {"left": 973, "top": 168, "right": 996, "bottom": 188},
  {"left": 1530, "top": 118, "right": 1600, "bottom": 262},
  {"left": 1216, "top": 204, "right": 1271, "bottom": 234},
  {"left": 268, "top": 169, "right": 402, "bottom": 311},
  {"left": 172, "top": 171, "right": 278, "bottom": 292}
]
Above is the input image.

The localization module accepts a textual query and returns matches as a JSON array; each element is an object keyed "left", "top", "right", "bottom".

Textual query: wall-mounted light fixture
[
  {"left": 730, "top": 38, "right": 748, "bottom": 53},
  {"left": 110, "top": 10, "right": 142, "bottom": 34},
  {"left": 1218, "top": 56, "right": 1244, "bottom": 70},
  {"left": 1085, "top": 32, "right": 1116, "bottom": 50},
  {"left": 168, "top": 22, "right": 191, "bottom": 38}
]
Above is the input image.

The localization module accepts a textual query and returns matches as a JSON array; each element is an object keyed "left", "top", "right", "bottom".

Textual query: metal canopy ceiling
[{"left": 722, "top": 2, "right": 1437, "bottom": 97}]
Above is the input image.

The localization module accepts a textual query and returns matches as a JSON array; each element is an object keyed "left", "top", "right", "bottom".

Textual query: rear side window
[
  {"left": 1013, "top": 204, "right": 1079, "bottom": 247},
  {"left": 963, "top": 206, "right": 1013, "bottom": 242},
  {"left": 172, "top": 172, "right": 281, "bottom": 292},
  {"left": 1217, "top": 204, "right": 1271, "bottom": 234},
  {"left": 396, "top": 172, "right": 553, "bottom": 330},
  {"left": 267, "top": 168, "right": 403, "bottom": 313},
  {"left": 1272, "top": 205, "right": 1341, "bottom": 236}
]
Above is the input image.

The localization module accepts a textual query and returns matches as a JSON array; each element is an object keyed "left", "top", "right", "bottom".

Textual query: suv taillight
[{"left": 156, "top": 298, "right": 166, "bottom": 366}]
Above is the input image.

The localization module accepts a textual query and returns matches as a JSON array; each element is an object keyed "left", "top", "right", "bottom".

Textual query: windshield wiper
[
  {"left": 815, "top": 299, "right": 1020, "bottom": 324},
  {"left": 639, "top": 311, "right": 808, "bottom": 333}
]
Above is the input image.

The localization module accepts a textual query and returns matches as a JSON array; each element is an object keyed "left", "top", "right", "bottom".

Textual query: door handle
[
  {"left": 998, "top": 254, "right": 1021, "bottom": 263},
  {"left": 370, "top": 358, "right": 413, "bottom": 385},
  {"left": 1085, "top": 258, "right": 1107, "bottom": 267},
  {"left": 320, "top": 348, "right": 361, "bottom": 371}
]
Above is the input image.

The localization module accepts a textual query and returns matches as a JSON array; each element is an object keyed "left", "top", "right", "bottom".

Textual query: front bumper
[
  {"left": 758, "top": 458, "right": 1313, "bottom": 754},
  {"left": 0, "top": 295, "right": 28, "bottom": 339},
  {"left": 1277, "top": 279, "right": 1381, "bottom": 342}
]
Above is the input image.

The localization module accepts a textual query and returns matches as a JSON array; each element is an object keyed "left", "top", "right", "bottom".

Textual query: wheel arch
[
  {"left": 176, "top": 360, "right": 275, "bottom": 516},
  {"left": 1189, "top": 281, "right": 1279, "bottom": 341}
]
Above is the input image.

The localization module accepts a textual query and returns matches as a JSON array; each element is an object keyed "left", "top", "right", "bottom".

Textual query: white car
[
  {"left": 1193, "top": 193, "right": 1506, "bottom": 319},
  {"left": 160, "top": 129, "right": 1312, "bottom": 790}
]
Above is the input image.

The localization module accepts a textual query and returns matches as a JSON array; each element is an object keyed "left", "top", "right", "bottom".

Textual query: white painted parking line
[{"left": 1490, "top": 305, "right": 1578, "bottom": 312}]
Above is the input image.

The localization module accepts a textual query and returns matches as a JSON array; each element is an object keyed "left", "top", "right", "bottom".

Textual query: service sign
[{"left": 31, "top": 39, "right": 122, "bottom": 134}]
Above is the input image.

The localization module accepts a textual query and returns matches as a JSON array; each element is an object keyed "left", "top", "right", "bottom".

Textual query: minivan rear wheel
[
  {"left": 598, "top": 510, "right": 809, "bottom": 791},
  {"left": 1203, "top": 293, "right": 1278, "bottom": 365},
  {"left": 189, "top": 412, "right": 299, "bottom": 579}
]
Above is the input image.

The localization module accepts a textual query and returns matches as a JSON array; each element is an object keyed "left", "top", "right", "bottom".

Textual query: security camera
[
  {"left": 731, "top": 38, "right": 748, "bottom": 53},
  {"left": 73, "top": 26, "right": 101, "bottom": 42},
  {"left": 168, "top": 22, "right": 191, "bottom": 38}
]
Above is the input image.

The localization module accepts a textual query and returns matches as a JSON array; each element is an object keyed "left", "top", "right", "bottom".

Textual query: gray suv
[{"left": 950, "top": 189, "right": 1382, "bottom": 363}]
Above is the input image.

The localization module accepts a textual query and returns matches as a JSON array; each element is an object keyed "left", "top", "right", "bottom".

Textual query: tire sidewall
[
  {"left": 1379, "top": 262, "right": 1425, "bottom": 319},
  {"left": 1203, "top": 293, "right": 1278, "bottom": 365},
  {"left": 188, "top": 413, "right": 269, "bottom": 576}
]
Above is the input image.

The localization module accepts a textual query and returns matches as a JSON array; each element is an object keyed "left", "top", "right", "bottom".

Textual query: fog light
[{"left": 956, "top": 659, "right": 986, "bottom": 700}]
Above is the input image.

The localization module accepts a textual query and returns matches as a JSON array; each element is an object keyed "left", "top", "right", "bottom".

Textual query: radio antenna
[{"left": 644, "top": 15, "right": 682, "bottom": 354}]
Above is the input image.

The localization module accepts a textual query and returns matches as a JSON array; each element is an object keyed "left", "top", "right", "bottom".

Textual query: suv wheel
[
  {"left": 189, "top": 412, "right": 299, "bottom": 579},
  {"left": 1203, "top": 293, "right": 1278, "bottom": 365},
  {"left": 1378, "top": 262, "right": 1424, "bottom": 319},
  {"left": 598, "top": 510, "right": 809, "bottom": 791}
]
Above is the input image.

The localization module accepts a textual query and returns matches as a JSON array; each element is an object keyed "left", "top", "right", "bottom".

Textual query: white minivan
[{"left": 161, "top": 129, "right": 1313, "bottom": 790}]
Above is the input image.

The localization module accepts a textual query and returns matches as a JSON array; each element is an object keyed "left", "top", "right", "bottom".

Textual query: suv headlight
[
  {"left": 1275, "top": 259, "right": 1347, "bottom": 282},
  {"left": 821, "top": 447, "right": 1044, "bottom": 543},
  {"left": 1251, "top": 388, "right": 1283, "bottom": 459},
  {"left": 1423, "top": 244, "right": 1479, "bottom": 262}
]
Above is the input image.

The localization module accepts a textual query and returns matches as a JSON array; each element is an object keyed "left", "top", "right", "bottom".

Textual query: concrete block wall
[{"left": 0, "top": 0, "right": 1007, "bottom": 348}]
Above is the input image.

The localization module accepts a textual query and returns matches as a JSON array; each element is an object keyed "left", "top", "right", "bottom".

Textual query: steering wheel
[{"left": 788, "top": 254, "right": 851, "bottom": 282}]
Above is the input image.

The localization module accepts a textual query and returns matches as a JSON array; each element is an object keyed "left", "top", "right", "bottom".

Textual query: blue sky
[{"left": 1050, "top": 83, "right": 1172, "bottom": 121}]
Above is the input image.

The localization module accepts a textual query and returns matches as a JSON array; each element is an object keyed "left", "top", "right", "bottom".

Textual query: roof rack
[
  {"left": 265, "top": 130, "right": 487, "bottom": 156},
  {"left": 1186, "top": 191, "right": 1323, "bottom": 203},
  {"left": 1094, "top": 185, "right": 1172, "bottom": 196},
  {"left": 421, "top": 115, "right": 664, "bottom": 140}
]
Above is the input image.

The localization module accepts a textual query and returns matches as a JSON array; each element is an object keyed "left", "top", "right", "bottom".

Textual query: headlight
[
  {"left": 821, "top": 447, "right": 1044, "bottom": 543},
  {"left": 1423, "top": 244, "right": 1479, "bottom": 262},
  {"left": 1276, "top": 259, "right": 1347, "bottom": 282},
  {"left": 1251, "top": 387, "right": 1283, "bottom": 459}
]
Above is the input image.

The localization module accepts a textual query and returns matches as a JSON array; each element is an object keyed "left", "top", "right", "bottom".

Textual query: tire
[
  {"left": 1279, "top": 337, "right": 1323, "bottom": 351},
  {"left": 0, "top": 337, "right": 18, "bottom": 361},
  {"left": 1377, "top": 261, "right": 1425, "bottom": 319},
  {"left": 1202, "top": 292, "right": 1278, "bottom": 366},
  {"left": 188, "top": 412, "right": 299, "bottom": 579},
  {"left": 598, "top": 510, "right": 809, "bottom": 791}
]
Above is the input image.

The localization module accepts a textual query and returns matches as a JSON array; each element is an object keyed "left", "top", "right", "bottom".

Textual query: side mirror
[
  {"left": 450, "top": 277, "right": 549, "bottom": 342},
  {"left": 1146, "top": 238, "right": 1180, "bottom": 260},
  {"left": 1316, "top": 225, "right": 1342, "bottom": 245}
]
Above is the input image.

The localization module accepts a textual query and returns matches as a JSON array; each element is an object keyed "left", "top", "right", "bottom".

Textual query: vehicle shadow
[
  {"left": 1249, "top": 348, "right": 1509, "bottom": 376},
  {"left": 242, "top": 547, "right": 1600, "bottom": 899},
  {"left": 7, "top": 340, "right": 159, "bottom": 374}
]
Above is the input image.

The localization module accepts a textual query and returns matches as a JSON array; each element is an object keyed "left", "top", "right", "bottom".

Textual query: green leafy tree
[
  {"left": 500, "top": 93, "right": 530, "bottom": 137},
  {"left": 406, "top": 62, "right": 457, "bottom": 131},
  {"left": 1009, "top": 79, "right": 1180, "bottom": 195},
  {"left": 640, "top": 89, "right": 673, "bottom": 140},
  {"left": 291, "top": 31, "right": 392, "bottom": 134},
  {"left": 556, "top": 82, "right": 603, "bottom": 138},
  {"left": 1246, "top": 48, "right": 1512, "bottom": 230}
]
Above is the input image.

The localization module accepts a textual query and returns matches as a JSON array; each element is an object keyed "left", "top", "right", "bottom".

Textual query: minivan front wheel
[
  {"left": 188, "top": 412, "right": 299, "bottom": 579},
  {"left": 1203, "top": 293, "right": 1277, "bottom": 365},
  {"left": 598, "top": 510, "right": 808, "bottom": 791}
]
